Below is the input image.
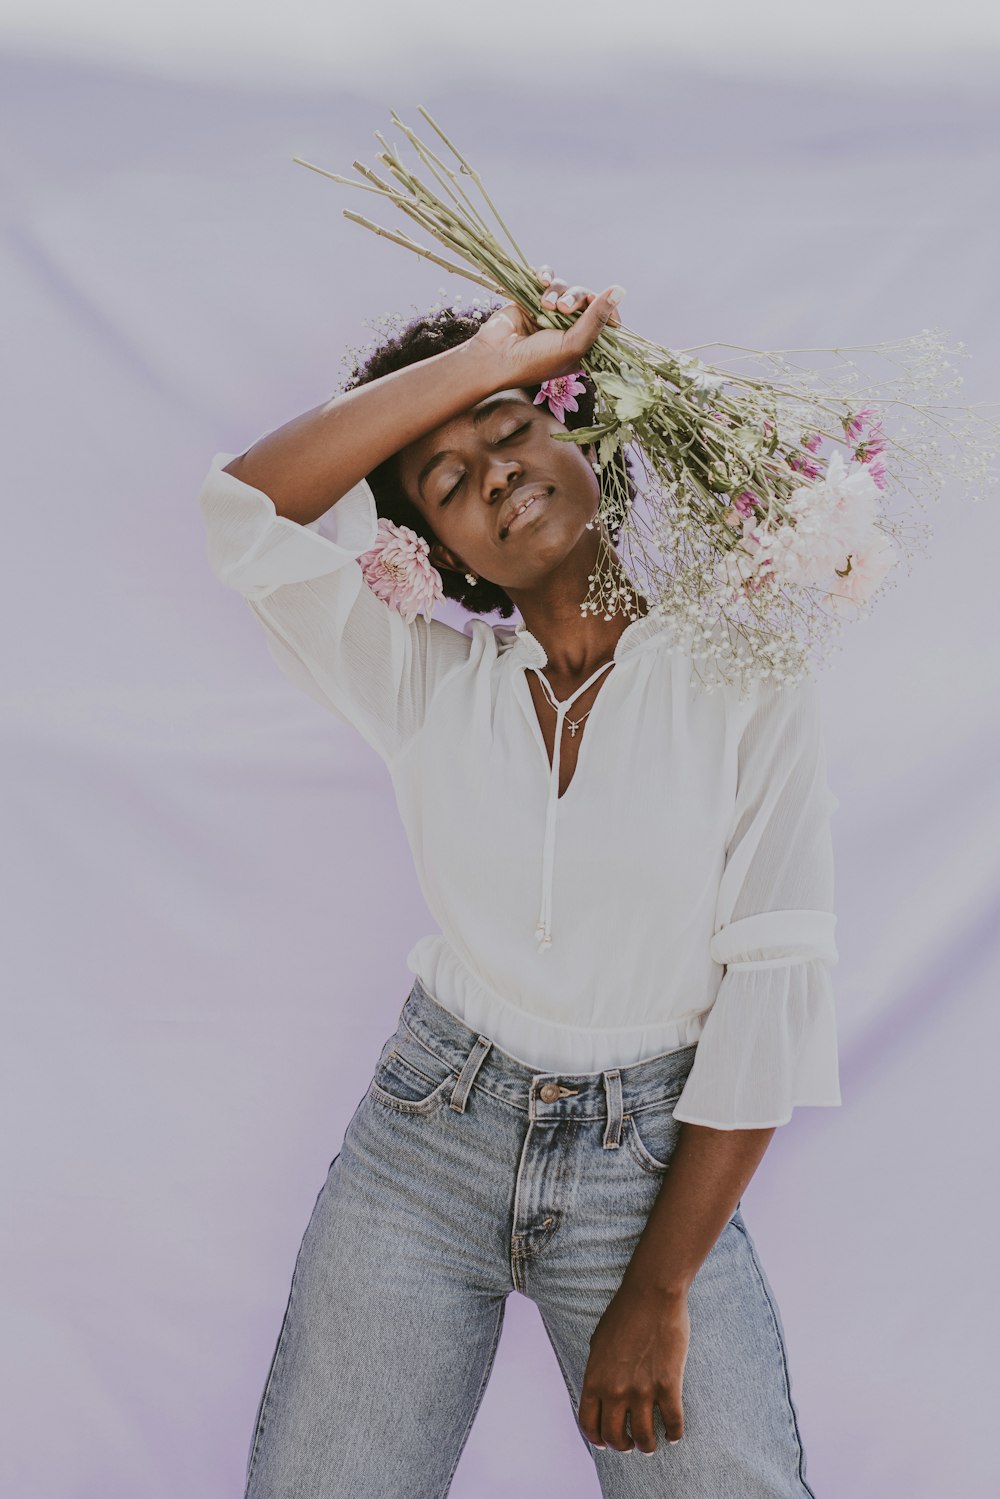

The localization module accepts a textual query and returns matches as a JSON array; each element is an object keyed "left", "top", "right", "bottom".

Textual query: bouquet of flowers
[{"left": 293, "top": 108, "right": 999, "bottom": 692}]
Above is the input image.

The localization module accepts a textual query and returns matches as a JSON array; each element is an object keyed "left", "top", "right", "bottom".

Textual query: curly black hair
[{"left": 340, "top": 303, "right": 638, "bottom": 620}]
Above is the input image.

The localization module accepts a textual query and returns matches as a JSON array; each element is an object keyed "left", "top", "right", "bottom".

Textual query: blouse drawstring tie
[{"left": 529, "top": 658, "right": 617, "bottom": 952}]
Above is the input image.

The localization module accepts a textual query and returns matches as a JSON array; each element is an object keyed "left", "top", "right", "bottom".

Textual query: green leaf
[{"left": 548, "top": 423, "right": 618, "bottom": 443}]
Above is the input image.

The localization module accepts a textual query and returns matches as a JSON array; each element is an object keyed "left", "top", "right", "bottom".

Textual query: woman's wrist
[{"left": 452, "top": 332, "right": 528, "bottom": 398}]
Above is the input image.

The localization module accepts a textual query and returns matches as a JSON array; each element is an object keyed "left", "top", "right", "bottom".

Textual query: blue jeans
[{"left": 243, "top": 975, "right": 818, "bottom": 1497}]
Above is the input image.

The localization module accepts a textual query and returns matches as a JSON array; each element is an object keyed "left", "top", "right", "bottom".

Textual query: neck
[{"left": 511, "top": 553, "right": 650, "bottom": 680}]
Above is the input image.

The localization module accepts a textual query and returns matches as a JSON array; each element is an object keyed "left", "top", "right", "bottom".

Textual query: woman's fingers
[
  {"left": 555, "top": 283, "right": 592, "bottom": 311},
  {"left": 540, "top": 277, "right": 570, "bottom": 308},
  {"left": 628, "top": 1403, "right": 658, "bottom": 1456},
  {"left": 537, "top": 274, "right": 622, "bottom": 328}
]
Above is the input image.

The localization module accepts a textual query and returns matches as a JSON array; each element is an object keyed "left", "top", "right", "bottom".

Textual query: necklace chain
[
  {"left": 535, "top": 669, "right": 612, "bottom": 737},
  {"left": 561, "top": 704, "right": 594, "bottom": 737}
]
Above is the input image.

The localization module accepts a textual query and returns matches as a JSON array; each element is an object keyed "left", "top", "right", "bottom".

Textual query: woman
[{"left": 198, "top": 268, "right": 841, "bottom": 1497}]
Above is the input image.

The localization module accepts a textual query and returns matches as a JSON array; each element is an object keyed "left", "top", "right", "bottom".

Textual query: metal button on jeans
[{"left": 538, "top": 1083, "right": 562, "bottom": 1102}]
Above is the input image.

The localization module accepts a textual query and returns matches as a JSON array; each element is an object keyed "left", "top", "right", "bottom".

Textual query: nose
[{"left": 486, "top": 457, "right": 521, "bottom": 501}]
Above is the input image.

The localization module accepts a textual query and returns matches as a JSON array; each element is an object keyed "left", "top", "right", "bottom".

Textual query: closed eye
[{"left": 440, "top": 424, "right": 530, "bottom": 504}]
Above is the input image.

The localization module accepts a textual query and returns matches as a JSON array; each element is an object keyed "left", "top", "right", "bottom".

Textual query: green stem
[
  {"left": 416, "top": 106, "right": 532, "bottom": 268},
  {"left": 340, "top": 211, "right": 502, "bottom": 290}
]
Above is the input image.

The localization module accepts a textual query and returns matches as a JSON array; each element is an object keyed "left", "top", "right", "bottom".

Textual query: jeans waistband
[{"left": 399, "top": 974, "right": 698, "bottom": 1121}]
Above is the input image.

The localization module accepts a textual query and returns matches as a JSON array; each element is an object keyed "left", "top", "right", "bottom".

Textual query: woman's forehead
[
  {"left": 436, "top": 387, "right": 534, "bottom": 439},
  {"left": 400, "top": 388, "right": 535, "bottom": 470}
]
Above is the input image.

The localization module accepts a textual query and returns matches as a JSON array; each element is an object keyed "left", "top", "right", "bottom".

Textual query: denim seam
[
  {"left": 439, "top": 1299, "right": 507, "bottom": 1498},
  {"left": 243, "top": 1239, "right": 309, "bottom": 1495},
  {"left": 729, "top": 1216, "right": 819, "bottom": 1499},
  {"left": 629, "top": 1096, "right": 684, "bottom": 1116},
  {"left": 399, "top": 1012, "right": 464, "bottom": 1070},
  {"left": 379, "top": 1047, "right": 445, "bottom": 1089},
  {"left": 515, "top": 1121, "right": 578, "bottom": 1289},
  {"left": 394, "top": 1071, "right": 690, "bottom": 1123},
  {"left": 622, "top": 1115, "right": 672, "bottom": 1176},
  {"left": 536, "top": 1306, "right": 596, "bottom": 1455},
  {"left": 368, "top": 1075, "right": 453, "bottom": 1115}
]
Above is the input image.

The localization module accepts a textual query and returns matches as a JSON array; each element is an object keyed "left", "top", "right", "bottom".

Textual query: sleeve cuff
[
  {"left": 672, "top": 957, "right": 842, "bottom": 1129},
  {"left": 709, "top": 909, "right": 839, "bottom": 968},
  {"left": 198, "top": 450, "right": 379, "bottom": 601}
]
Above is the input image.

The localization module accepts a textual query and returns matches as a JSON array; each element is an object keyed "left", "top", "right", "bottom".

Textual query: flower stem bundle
[{"left": 293, "top": 109, "right": 1000, "bottom": 692}]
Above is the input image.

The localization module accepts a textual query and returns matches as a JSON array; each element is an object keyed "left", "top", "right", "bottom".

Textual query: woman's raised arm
[{"left": 223, "top": 338, "right": 501, "bottom": 524}]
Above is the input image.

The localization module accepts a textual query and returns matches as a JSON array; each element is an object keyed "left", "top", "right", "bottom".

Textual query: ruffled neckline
[{"left": 500, "top": 606, "right": 673, "bottom": 669}]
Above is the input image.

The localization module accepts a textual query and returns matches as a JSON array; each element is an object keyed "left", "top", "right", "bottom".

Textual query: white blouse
[{"left": 197, "top": 439, "right": 843, "bottom": 1130}]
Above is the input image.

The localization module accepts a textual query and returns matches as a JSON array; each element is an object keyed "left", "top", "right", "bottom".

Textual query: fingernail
[
  {"left": 669, "top": 1437, "right": 681, "bottom": 1445},
  {"left": 608, "top": 285, "right": 626, "bottom": 305}
]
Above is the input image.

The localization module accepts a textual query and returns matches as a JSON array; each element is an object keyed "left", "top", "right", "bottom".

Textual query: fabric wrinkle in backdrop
[{"left": 1, "top": 51, "right": 999, "bottom": 1498}]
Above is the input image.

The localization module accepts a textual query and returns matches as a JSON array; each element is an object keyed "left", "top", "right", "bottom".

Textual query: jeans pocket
[
  {"left": 367, "top": 1029, "right": 455, "bottom": 1115},
  {"left": 623, "top": 1099, "right": 683, "bottom": 1174}
]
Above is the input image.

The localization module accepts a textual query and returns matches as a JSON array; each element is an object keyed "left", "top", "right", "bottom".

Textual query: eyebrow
[{"left": 416, "top": 396, "right": 527, "bottom": 500}]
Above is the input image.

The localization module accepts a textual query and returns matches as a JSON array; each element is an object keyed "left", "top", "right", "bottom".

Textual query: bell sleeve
[
  {"left": 197, "top": 441, "right": 474, "bottom": 765},
  {"left": 672, "top": 675, "right": 842, "bottom": 1130}
]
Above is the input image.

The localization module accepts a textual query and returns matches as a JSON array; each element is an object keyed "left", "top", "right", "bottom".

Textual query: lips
[{"left": 499, "top": 484, "right": 552, "bottom": 537}]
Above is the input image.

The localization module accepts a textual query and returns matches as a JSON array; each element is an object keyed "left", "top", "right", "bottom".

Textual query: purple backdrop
[{"left": 2, "top": 50, "right": 998, "bottom": 1497}]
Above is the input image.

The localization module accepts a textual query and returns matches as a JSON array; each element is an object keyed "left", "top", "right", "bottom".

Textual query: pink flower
[
  {"left": 533, "top": 372, "right": 586, "bottom": 424},
  {"left": 787, "top": 450, "right": 824, "bottom": 481},
  {"left": 732, "top": 490, "right": 758, "bottom": 517},
  {"left": 859, "top": 451, "right": 888, "bottom": 490},
  {"left": 801, "top": 430, "right": 823, "bottom": 453},
  {"left": 844, "top": 404, "right": 877, "bottom": 442},
  {"left": 357, "top": 516, "right": 444, "bottom": 625},
  {"left": 861, "top": 421, "right": 887, "bottom": 457}
]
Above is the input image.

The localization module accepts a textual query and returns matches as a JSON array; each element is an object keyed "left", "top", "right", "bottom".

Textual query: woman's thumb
[{"left": 574, "top": 284, "right": 626, "bottom": 344}]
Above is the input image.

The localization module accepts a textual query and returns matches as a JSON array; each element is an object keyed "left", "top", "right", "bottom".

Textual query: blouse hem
[{"left": 672, "top": 1097, "right": 843, "bottom": 1130}]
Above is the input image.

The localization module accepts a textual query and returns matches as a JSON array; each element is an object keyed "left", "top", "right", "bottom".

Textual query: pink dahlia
[
  {"left": 357, "top": 516, "right": 444, "bottom": 625},
  {"left": 533, "top": 372, "right": 586, "bottom": 424}
]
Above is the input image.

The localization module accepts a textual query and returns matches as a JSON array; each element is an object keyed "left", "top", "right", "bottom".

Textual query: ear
[{"left": 428, "top": 541, "right": 465, "bottom": 576}]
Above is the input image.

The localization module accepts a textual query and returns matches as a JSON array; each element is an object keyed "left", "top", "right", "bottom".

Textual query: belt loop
[
  {"left": 602, "top": 1069, "right": 623, "bottom": 1149},
  {"left": 449, "top": 1036, "right": 493, "bottom": 1113}
]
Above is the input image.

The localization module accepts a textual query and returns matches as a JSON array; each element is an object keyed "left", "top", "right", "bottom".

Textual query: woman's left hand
[{"left": 577, "top": 1279, "right": 689, "bottom": 1453}]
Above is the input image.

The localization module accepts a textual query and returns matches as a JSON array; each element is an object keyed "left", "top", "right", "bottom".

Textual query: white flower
[{"left": 827, "top": 531, "right": 898, "bottom": 612}]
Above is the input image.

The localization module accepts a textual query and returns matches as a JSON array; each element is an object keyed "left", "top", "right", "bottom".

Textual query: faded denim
[{"left": 243, "top": 975, "right": 819, "bottom": 1498}]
